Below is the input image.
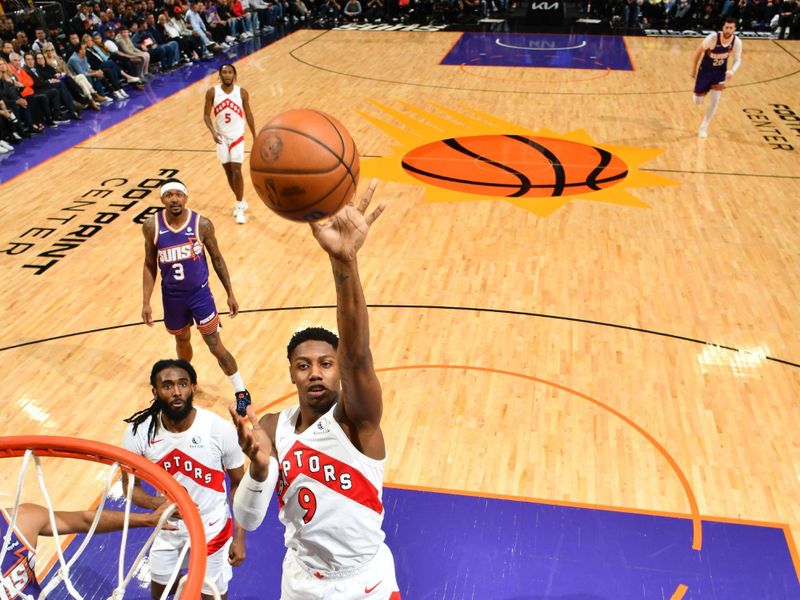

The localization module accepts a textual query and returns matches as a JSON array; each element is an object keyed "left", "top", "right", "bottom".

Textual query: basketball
[
  {"left": 249, "top": 109, "right": 360, "bottom": 222},
  {"left": 401, "top": 135, "right": 628, "bottom": 198}
]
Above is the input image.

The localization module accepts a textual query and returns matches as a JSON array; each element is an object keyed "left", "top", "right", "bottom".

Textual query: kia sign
[{"left": 527, "top": 0, "right": 564, "bottom": 26}]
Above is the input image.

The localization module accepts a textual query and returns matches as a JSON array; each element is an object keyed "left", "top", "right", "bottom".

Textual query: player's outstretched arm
[
  {"left": 142, "top": 216, "right": 158, "bottom": 327},
  {"left": 9, "top": 502, "right": 176, "bottom": 548},
  {"left": 310, "top": 180, "right": 386, "bottom": 449},
  {"left": 201, "top": 216, "right": 239, "bottom": 318},
  {"left": 229, "top": 405, "right": 279, "bottom": 531}
]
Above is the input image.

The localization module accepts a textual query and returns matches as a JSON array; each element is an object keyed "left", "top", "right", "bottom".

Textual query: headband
[{"left": 160, "top": 181, "right": 187, "bottom": 197}]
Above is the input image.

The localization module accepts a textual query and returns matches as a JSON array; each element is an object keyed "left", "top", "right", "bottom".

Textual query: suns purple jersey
[
  {"left": 155, "top": 209, "right": 210, "bottom": 293},
  {"left": 1, "top": 509, "right": 40, "bottom": 599},
  {"left": 699, "top": 32, "right": 736, "bottom": 76},
  {"left": 275, "top": 404, "right": 387, "bottom": 575}
]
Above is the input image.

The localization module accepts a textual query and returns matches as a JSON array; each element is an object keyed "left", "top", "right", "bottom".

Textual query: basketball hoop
[{"left": 0, "top": 436, "right": 209, "bottom": 599}]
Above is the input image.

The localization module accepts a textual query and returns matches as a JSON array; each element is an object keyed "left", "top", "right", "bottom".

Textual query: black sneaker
[{"left": 235, "top": 390, "right": 252, "bottom": 416}]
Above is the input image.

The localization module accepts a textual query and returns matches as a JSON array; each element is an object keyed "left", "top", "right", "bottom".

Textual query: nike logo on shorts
[{"left": 365, "top": 581, "right": 382, "bottom": 593}]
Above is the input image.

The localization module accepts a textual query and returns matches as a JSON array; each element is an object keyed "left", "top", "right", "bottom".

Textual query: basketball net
[{"left": 0, "top": 449, "right": 221, "bottom": 600}]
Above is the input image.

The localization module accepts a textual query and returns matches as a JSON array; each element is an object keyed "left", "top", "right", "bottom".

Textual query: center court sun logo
[{"left": 358, "top": 101, "right": 678, "bottom": 217}]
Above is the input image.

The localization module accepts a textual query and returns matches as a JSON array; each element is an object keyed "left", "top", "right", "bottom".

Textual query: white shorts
[
  {"left": 216, "top": 135, "right": 245, "bottom": 164},
  {"left": 149, "top": 517, "right": 233, "bottom": 595},
  {"left": 280, "top": 543, "right": 401, "bottom": 600}
]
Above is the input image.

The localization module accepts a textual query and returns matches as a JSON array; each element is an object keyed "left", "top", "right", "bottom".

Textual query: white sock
[
  {"left": 228, "top": 371, "right": 246, "bottom": 392},
  {"left": 702, "top": 90, "right": 722, "bottom": 126}
]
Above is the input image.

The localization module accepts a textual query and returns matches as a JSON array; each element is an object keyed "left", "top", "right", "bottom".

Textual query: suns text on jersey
[{"left": 158, "top": 241, "right": 200, "bottom": 264}]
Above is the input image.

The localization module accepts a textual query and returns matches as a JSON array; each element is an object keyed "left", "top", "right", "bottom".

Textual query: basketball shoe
[
  {"left": 235, "top": 390, "right": 252, "bottom": 416},
  {"left": 232, "top": 199, "right": 249, "bottom": 216},
  {"left": 698, "top": 123, "right": 708, "bottom": 138}
]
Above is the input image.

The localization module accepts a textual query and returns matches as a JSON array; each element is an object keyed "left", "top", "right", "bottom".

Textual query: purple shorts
[
  {"left": 694, "top": 70, "right": 726, "bottom": 95},
  {"left": 162, "top": 283, "right": 220, "bottom": 336}
]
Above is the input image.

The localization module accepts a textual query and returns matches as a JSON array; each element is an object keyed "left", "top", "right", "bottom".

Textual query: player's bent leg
[
  {"left": 700, "top": 89, "right": 723, "bottom": 138},
  {"left": 149, "top": 530, "right": 186, "bottom": 599},
  {"left": 201, "top": 535, "right": 233, "bottom": 599},
  {"left": 201, "top": 331, "right": 238, "bottom": 376},
  {"left": 228, "top": 144, "right": 248, "bottom": 222},
  {"left": 170, "top": 326, "right": 193, "bottom": 363}
]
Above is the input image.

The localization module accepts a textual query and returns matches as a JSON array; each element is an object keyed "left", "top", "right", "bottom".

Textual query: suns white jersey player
[
  {"left": 203, "top": 63, "right": 256, "bottom": 224},
  {"left": 229, "top": 183, "right": 401, "bottom": 599}
]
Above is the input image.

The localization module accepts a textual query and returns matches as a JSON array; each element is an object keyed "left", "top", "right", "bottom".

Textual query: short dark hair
[
  {"left": 723, "top": 16, "right": 736, "bottom": 25},
  {"left": 287, "top": 327, "right": 339, "bottom": 360},
  {"left": 219, "top": 63, "right": 237, "bottom": 77}
]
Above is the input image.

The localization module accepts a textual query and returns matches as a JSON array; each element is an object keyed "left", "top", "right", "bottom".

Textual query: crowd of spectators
[
  {"left": 0, "top": 0, "right": 312, "bottom": 153},
  {"left": 589, "top": 0, "right": 799, "bottom": 36},
  {"left": 0, "top": 0, "right": 796, "bottom": 153}
]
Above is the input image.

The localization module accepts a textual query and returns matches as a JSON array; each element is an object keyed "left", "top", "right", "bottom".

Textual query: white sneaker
[
  {"left": 698, "top": 124, "right": 708, "bottom": 139},
  {"left": 0, "top": 141, "right": 13, "bottom": 151},
  {"left": 225, "top": 35, "right": 236, "bottom": 43},
  {"left": 0, "top": 144, "right": 9, "bottom": 154},
  {"left": 234, "top": 208, "right": 247, "bottom": 224},
  {"left": 232, "top": 199, "right": 249, "bottom": 216}
]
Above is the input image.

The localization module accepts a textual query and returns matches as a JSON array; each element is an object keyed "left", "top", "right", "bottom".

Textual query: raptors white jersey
[
  {"left": 213, "top": 84, "right": 245, "bottom": 142},
  {"left": 122, "top": 407, "right": 244, "bottom": 526},
  {"left": 275, "top": 404, "right": 387, "bottom": 575}
]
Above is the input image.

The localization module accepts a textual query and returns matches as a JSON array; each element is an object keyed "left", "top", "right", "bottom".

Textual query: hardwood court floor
[{"left": 0, "top": 30, "right": 798, "bottom": 586}]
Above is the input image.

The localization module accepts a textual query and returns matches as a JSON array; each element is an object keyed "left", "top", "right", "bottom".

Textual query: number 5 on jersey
[{"left": 298, "top": 487, "right": 317, "bottom": 523}]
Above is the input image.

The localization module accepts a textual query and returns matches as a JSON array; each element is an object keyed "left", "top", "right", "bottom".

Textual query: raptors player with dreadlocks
[{"left": 122, "top": 359, "right": 247, "bottom": 600}]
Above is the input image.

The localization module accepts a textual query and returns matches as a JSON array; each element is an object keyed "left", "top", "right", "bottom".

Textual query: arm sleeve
[
  {"left": 730, "top": 37, "right": 742, "bottom": 73},
  {"left": 233, "top": 457, "right": 279, "bottom": 531}
]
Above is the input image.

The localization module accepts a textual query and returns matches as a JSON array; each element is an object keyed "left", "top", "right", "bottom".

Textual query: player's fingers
[
  {"left": 246, "top": 406, "right": 261, "bottom": 428},
  {"left": 365, "top": 202, "right": 387, "bottom": 226},
  {"left": 358, "top": 179, "right": 378, "bottom": 212}
]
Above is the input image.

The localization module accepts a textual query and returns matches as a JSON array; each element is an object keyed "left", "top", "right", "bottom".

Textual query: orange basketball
[{"left": 250, "top": 109, "right": 360, "bottom": 222}]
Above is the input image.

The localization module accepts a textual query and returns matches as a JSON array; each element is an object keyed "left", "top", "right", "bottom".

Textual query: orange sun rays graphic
[{"left": 359, "top": 100, "right": 679, "bottom": 217}]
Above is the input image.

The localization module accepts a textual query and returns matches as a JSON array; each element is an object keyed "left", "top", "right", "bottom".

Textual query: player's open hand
[
  {"left": 725, "top": 70, "right": 734, "bottom": 80},
  {"left": 142, "top": 304, "right": 154, "bottom": 327},
  {"left": 229, "top": 404, "right": 273, "bottom": 481},
  {"left": 310, "top": 179, "right": 386, "bottom": 262}
]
